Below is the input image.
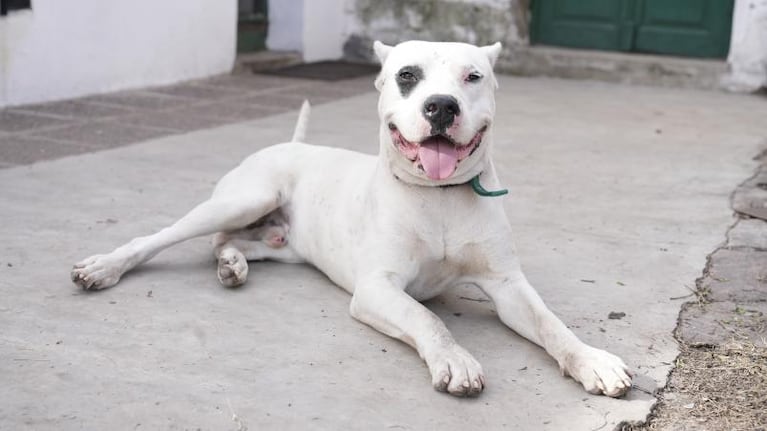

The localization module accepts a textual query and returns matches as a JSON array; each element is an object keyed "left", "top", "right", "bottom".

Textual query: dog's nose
[{"left": 422, "top": 95, "right": 460, "bottom": 134}]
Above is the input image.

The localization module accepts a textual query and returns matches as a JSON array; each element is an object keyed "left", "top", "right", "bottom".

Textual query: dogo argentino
[{"left": 71, "top": 40, "right": 633, "bottom": 398}]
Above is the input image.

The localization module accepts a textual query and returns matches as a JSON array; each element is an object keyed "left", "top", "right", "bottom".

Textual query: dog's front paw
[
  {"left": 71, "top": 254, "right": 123, "bottom": 290},
  {"left": 426, "top": 343, "right": 485, "bottom": 397},
  {"left": 217, "top": 249, "right": 248, "bottom": 287},
  {"left": 560, "top": 345, "right": 633, "bottom": 397}
]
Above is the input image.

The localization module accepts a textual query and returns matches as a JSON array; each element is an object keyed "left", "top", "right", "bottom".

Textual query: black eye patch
[
  {"left": 395, "top": 65, "right": 424, "bottom": 98},
  {"left": 466, "top": 72, "right": 483, "bottom": 83}
]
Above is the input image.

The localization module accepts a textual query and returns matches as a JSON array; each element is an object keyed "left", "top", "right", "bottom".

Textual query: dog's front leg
[
  {"left": 480, "top": 272, "right": 632, "bottom": 397},
  {"left": 350, "top": 274, "right": 485, "bottom": 397}
]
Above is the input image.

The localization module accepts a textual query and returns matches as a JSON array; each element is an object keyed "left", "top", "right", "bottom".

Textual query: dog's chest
[{"left": 404, "top": 228, "right": 495, "bottom": 301}]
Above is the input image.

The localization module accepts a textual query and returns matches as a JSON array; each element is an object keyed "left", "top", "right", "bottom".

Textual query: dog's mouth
[{"left": 389, "top": 123, "right": 486, "bottom": 180}]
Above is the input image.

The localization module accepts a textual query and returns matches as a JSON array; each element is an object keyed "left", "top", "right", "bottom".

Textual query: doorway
[{"left": 238, "top": 0, "right": 268, "bottom": 53}]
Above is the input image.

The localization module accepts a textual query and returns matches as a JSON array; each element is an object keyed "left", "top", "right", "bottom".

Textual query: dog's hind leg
[
  {"left": 212, "top": 236, "right": 303, "bottom": 287},
  {"left": 71, "top": 195, "right": 281, "bottom": 290}
]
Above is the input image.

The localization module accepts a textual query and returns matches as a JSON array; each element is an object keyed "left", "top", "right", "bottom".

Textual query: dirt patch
[{"left": 623, "top": 341, "right": 767, "bottom": 431}]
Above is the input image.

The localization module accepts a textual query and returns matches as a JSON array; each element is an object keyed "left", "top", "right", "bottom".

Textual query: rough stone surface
[
  {"left": 1, "top": 76, "right": 766, "bottom": 430},
  {"left": 728, "top": 217, "right": 767, "bottom": 249},
  {"left": 733, "top": 164, "right": 767, "bottom": 220},
  {"left": 503, "top": 46, "right": 729, "bottom": 91},
  {"left": 702, "top": 248, "right": 767, "bottom": 303},
  {"left": 678, "top": 301, "right": 767, "bottom": 347}
]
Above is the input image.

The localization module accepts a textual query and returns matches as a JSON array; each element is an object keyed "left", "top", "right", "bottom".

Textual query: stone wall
[{"left": 343, "top": 0, "right": 529, "bottom": 62}]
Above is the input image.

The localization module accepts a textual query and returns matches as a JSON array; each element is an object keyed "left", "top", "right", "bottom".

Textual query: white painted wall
[
  {"left": 266, "top": 0, "right": 303, "bottom": 52},
  {"left": 302, "top": 0, "right": 346, "bottom": 61},
  {"left": 265, "top": 0, "right": 347, "bottom": 62},
  {"left": 722, "top": 0, "right": 767, "bottom": 92},
  {"left": 0, "top": 0, "right": 237, "bottom": 108}
]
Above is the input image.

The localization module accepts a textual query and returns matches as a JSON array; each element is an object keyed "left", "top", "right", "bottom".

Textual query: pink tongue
[{"left": 418, "top": 137, "right": 458, "bottom": 180}]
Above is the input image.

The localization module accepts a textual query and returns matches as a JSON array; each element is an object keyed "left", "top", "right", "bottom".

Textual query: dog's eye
[
  {"left": 466, "top": 72, "right": 483, "bottom": 83},
  {"left": 399, "top": 71, "right": 417, "bottom": 81},
  {"left": 395, "top": 66, "right": 423, "bottom": 97}
]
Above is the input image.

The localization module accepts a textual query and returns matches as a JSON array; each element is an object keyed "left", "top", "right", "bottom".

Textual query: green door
[
  {"left": 531, "top": 0, "right": 734, "bottom": 58},
  {"left": 238, "top": 0, "right": 268, "bottom": 53}
]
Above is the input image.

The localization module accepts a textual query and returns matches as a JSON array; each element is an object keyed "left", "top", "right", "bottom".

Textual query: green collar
[
  {"left": 469, "top": 174, "right": 508, "bottom": 197},
  {"left": 395, "top": 173, "right": 509, "bottom": 197}
]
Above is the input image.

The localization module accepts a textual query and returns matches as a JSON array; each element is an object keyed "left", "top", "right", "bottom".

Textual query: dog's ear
[
  {"left": 481, "top": 42, "right": 502, "bottom": 89},
  {"left": 481, "top": 42, "right": 503, "bottom": 67},
  {"left": 373, "top": 41, "right": 393, "bottom": 92},
  {"left": 373, "top": 41, "right": 393, "bottom": 65}
]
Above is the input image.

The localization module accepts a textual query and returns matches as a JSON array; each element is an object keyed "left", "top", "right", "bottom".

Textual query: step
[
  {"left": 234, "top": 50, "right": 303, "bottom": 73},
  {"left": 499, "top": 46, "right": 729, "bottom": 91}
]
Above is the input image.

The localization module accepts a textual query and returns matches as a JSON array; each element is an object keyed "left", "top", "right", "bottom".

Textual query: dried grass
[{"left": 624, "top": 341, "right": 767, "bottom": 431}]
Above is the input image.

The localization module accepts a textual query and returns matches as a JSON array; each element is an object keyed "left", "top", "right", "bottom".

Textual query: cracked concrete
[{"left": 1, "top": 76, "right": 766, "bottom": 430}]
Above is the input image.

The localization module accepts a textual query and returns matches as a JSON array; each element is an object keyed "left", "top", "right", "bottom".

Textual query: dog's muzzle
[{"left": 389, "top": 124, "right": 486, "bottom": 181}]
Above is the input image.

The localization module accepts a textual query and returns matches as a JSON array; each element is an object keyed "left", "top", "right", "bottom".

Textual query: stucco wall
[
  {"left": 0, "top": 0, "right": 237, "bottom": 108},
  {"left": 343, "top": 0, "right": 529, "bottom": 61}
]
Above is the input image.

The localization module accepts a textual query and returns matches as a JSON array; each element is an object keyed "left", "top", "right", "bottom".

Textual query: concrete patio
[{"left": 1, "top": 73, "right": 765, "bottom": 430}]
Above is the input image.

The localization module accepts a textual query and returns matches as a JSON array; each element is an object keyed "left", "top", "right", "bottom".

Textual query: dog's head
[{"left": 373, "top": 40, "right": 502, "bottom": 186}]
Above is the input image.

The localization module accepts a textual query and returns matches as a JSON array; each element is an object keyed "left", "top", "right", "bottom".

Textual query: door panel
[
  {"left": 558, "top": 0, "right": 618, "bottom": 20},
  {"left": 635, "top": 0, "right": 733, "bottom": 57},
  {"left": 532, "top": 0, "right": 626, "bottom": 51},
  {"left": 531, "top": 0, "right": 734, "bottom": 58}
]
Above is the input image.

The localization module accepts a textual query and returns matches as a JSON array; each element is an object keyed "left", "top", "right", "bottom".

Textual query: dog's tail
[{"left": 290, "top": 100, "right": 311, "bottom": 143}]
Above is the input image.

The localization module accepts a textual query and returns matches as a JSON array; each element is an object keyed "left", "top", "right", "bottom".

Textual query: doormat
[{"left": 258, "top": 61, "right": 380, "bottom": 81}]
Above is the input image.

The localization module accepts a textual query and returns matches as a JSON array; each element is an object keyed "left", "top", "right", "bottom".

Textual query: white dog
[{"left": 72, "top": 41, "right": 632, "bottom": 398}]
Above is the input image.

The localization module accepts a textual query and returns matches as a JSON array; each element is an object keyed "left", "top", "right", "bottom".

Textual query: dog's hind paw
[
  {"left": 217, "top": 249, "right": 249, "bottom": 287},
  {"left": 71, "top": 254, "right": 123, "bottom": 290},
  {"left": 561, "top": 345, "right": 633, "bottom": 398},
  {"left": 427, "top": 343, "right": 485, "bottom": 397}
]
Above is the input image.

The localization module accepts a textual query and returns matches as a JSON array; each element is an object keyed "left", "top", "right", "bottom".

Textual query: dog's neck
[{"left": 391, "top": 170, "right": 508, "bottom": 197}]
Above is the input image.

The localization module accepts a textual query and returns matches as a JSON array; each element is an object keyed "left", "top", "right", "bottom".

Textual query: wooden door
[{"left": 531, "top": 0, "right": 734, "bottom": 58}]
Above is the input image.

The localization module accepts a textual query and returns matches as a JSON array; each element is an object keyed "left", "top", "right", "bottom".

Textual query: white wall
[
  {"left": 722, "top": 0, "right": 767, "bottom": 92},
  {"left": 0, "top": 0, "right": 237, "bottom": 108},
  {"left": 265, "top": 0, "right": 346, "bottom": 62},
  {"left": 302, "top": 0, "right": 346, "bottom": 61},
  {"left": 266, "top": 0, "right": 303, "bottom": 52}
]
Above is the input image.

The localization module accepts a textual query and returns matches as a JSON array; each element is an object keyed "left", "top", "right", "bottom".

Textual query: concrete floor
[{"left": 1, "top": 75, "right": 766, "bottom": 430}]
